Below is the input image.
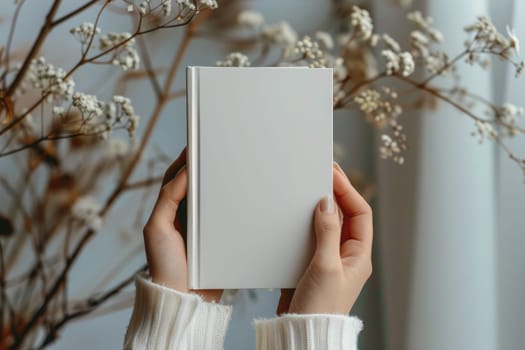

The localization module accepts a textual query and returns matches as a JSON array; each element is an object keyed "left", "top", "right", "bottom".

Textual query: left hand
[{"left": 142, "top": 147, "right": 223, "bottom": 302}]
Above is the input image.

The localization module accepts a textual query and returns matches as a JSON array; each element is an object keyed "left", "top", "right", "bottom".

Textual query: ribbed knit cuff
[
  {"left": 124, "top": 272, "right": 232, "bottom": 350},
  {"left": 254, "top": 313, "right": 363, "bottom": 350}
]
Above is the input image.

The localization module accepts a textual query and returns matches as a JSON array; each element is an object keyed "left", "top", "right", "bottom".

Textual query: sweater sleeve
[
  {"left": 123, "top": 272, "right": 232, "bottom": 350},
  {"left": 253, "top": 313, "right": 363, "bottom": 350}
]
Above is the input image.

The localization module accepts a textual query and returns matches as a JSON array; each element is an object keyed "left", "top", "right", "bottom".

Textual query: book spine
[{"left": 186, "top": 67, "right": 200, "bottom": 289}]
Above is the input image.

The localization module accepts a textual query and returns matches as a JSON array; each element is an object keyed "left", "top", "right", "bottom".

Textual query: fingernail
[
  {"left": 320, "top": 195, "right": 335, "bottom": 214},
  {"left": 333, "top": 162, "right": 343, "bottom": 172}
]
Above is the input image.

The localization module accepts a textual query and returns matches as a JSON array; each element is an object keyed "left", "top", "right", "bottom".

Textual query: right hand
[
  {"left": 143, "top": 148, "right": 223, "bottom": 302},
  {"left": 277, "top": 162, "right": 373, "bottom": 315}
]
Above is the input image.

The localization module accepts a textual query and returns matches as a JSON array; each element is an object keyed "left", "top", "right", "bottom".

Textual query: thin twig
[
  {"left": 2, "top": 0, "right": 26, "bottom": 90},
  {"left": 51, "top": 0, "right": 101, "bottom": 27},
  {"left": 396, "top": 74, "right": 524, "bottom": 165},
  {"left": 9, "top": 13, "right": 204, "bottom": 348},
  {"left": 136, "top": 36, "right": 162, "bottom": 99},
  {"left": 124, "top": 175, "right": 163, "bottom": 190},
  {"left": 6, "top": 0, "right": 62, "bottom": 96},
  {"left": 36, "top": 265, "right": 147, "bottom": 349}
]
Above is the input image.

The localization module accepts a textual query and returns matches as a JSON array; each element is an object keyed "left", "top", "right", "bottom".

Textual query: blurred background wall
[{"left": 0, "top": 0, "right": 524, "bottom": 349}]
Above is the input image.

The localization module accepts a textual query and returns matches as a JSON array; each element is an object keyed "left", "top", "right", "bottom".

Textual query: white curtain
[{"left": 373, "top": 0, "right": 525, "bottom": 349}]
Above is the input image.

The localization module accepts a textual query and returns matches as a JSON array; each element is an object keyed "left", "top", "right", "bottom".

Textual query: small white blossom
[
  {"left": 238, "top": 10, "right": 264, "bottom": 27},
  {"left": 70, "top": 22, "right": 101, "bottom": 44},
  {"left": 408, "top": 11, "right": 443, "bottom": 44},
  {"left": 72, "top": 195, "right": 103, "bottom": 231},
  {"left": 489, "top": 103, "right": 525, "bottom": 136},
  {"left": 382, "top": 50, "right": 400, "bottom": 75},
  {"left": 262, "top": 22, "right": 298, "bottom": 48},
  {"left": 380, "top": 134, "right": 405, "bottom": 164},
  {"left": 382, "top": 34, "right": 401, "bottom": 53},
  {"left": 73, "top": 92, "right": 104, "bottom": 118},
  {"left": 315, "top": 31, "right": 334, "bottom": 50},
  {"left": 52, "top": 106, "right": 65, "bottom": 116},
  {"left": 200, "top": 0, "right": 218, "bottom": 9},
  {"left": 399, "top": 52, "right": 415, "bottom": 76},
  {"left": 217, "top": 52, "right": 251, "bottom": 67},
  {"left": 62, "top": 93, "right": 139, "bottom": 139},
  {"left": 112, "top": 95, "right": 140, "bottom": 137},
  {"left": 161, "top": 0, "right": 172, "bottom": 16},
  {"left": 350, "top": 6, "right": 374, "bottom": 41},
  {"left": 471, "top": 120, "right": 497, "bottom": 143},
  {"left": 294, "top": 36, "right": 325, "bottom": 66},
  {"left": 176, "top": 0, "right": 195, "bottom": 10},
  {"left": 465, "top": 16, "right": 508, "bottom": 53},
  {"left": 24, "top": 57, "right": 75, "bottom": 102},
  {"left": 381, "top": 50, "right": 414, "bottom": 76},
  {"left": 99, "top": 32, "right": 140, "bottom": 70}
]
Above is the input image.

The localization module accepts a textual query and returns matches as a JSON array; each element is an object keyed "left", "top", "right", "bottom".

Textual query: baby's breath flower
[
  {"left": 200, "top": 0, "right": 218, "bottom": 9},
  {"left": 24, "top": 57, "right": 75, "bottom": 102},
  {"left": 354, "top": 88, "right": 402, "bottom": 128},
  {"left": 176, "top": 0, "right": 195, "bottom": 10},
  {"left": 99, "top": 32, "right": 140, "bottom": 70},
  {"left": 238, "top": 10, "right": 265, "bottom": 27},
  {"left": 488, "top": 103, "right": 525, "bottom": 136},
  {"left": 408, "top": 11, "right": 443, "bottom": 47},
  {"left": 73, "top": 92, "right": 104, "bottom": 118},
  {"left": 382, "top": 34, "right": 401, "bottom": 53},
  {"left": 464, "top": 16, "right": 509, "bottom": 54},
  {"left": 399, "top": 52, "right": 415, "bottom": 76},
  {"left": 216, "top": 52, "right": 251, "bottom": 67},
  {"left": 285, "top": 36, "right": 326, "bottom": 68},
  {"left": 471, "top": 120, "right": 497, "bottom": 143},
  {"left": 161, "top": 0, "right": 172, "bottom": 16},
  {"left": 380, "top": 133, "right": 405, "bottom": 164},
  {"left": 382, "top": 50, "right": 414, "bottom": 76},
  {"left": 315, "top": 31, "right": 334, "bottom": 50},
  {"left": 382, "top": 50, "right": 400, "bottom": 75},
  {"left": 262, "top": 21, "right": 298, "bottom": 48},
  {"left": 111, "top": 95, "right": 140, "bottom": 137},
  {"left": 52, "top": 106, "right": 65, "bottom": 116},
  {"left": 72, "top": 195, "right": 103, "bottom": 231},
  {"left": 350, "top": 6, "right": 374, "bottom": 41},
  {"left": 70, "top": 22, "right": 101, "bottom": 44}
]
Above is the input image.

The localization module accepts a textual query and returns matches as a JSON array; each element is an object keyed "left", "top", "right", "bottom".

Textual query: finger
[
  {"left": 333, "top": 162, "right": 373, "bottom": 250},
  {"left": 313, "top": 195, "right": 342, "bottom": 259},
  {"left": 162, "top": 147, "right": 187, "bottom": 186},
  {"left": 150, "top": 166, "right": 188, "bottom": 228},
  {"left": 276, "top": 289, "right": 295, "bottom": 315}
]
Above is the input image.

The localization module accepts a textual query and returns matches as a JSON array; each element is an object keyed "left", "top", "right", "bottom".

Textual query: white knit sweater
[{"left": 124, "top": 273, "right": 363, "bottom": 349}]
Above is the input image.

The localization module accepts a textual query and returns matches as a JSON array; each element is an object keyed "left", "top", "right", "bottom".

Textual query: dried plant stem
[
  {"left": 104, "top": 25, "right": 196, "bottom": 212},
  {"left": 35, "top": 264, "right": 147, "bottom": 349},
  {"left": 397, "top": 74, "right": 523, "bottom": 164},
  {"left": 51, "top": 0, "right": 101, "bottom": 27},
  {"left": 2, "top": 0, "right": 26, "bottom": 89},
  {"left": 8, "top": 13, "right": 206, "bottom": 347},
  {"left": 124, "top": 176, "right": 163, "bottom": 190},
  {"left": 0, "top": 10, "right": 194, "bottom": 142},
  {"left": 6, "top": 0, "right": 62, "bottom": 96}
]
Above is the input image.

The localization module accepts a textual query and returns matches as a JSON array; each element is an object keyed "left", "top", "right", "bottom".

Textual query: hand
[
  {"left": 142, "top": 148, "right": 223, "bottom": 303},
  {"left": 277, "top": 162, "right": 373, "bottom": 315}
]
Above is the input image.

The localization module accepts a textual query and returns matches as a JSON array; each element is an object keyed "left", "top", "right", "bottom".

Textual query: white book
[{"left": 186, "top": 66, "right": 333, "bottom": 289}]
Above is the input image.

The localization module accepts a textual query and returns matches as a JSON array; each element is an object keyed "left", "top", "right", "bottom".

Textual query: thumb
[{"left": 314, "top": 195, "right": 341, "bottom": 259}]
